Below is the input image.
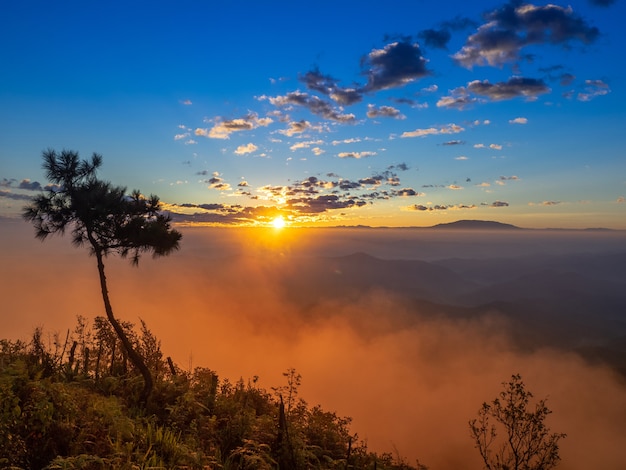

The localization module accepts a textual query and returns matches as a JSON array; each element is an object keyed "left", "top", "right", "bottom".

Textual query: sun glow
[{"left": 272, "top": 216, "right": 286, "bottom": 229}]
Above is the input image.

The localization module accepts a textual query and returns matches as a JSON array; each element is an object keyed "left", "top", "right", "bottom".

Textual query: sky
[{"left": 1, "top": 0, "right": 625, "bottom": 228}]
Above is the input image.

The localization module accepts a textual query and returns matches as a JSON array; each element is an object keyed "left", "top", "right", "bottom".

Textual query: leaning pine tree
[{"left": 23, "top": 149, "right": 182, "bottom": 405}]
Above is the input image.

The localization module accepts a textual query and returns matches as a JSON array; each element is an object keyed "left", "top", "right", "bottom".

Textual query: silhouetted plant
[
  {"left": 469, "top": 374, "right": 566, "bottom": 470},
  {"left": 23, "top": 149, "right": 182, "bottom": 405},
  {"left": 1, "top": 320, "right": 425, "bottom": 470}
]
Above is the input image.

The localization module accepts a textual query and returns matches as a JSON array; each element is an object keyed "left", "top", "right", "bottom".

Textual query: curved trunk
[{"left": 92, "top": 244, "right": 153, "bottom": 405}]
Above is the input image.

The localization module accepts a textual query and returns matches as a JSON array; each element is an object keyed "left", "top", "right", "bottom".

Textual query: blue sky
[{"left": 1, "top": 0, "right": 625, "bottom": 228}]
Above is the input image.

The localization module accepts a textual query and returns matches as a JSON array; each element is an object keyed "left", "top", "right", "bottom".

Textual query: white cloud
[
  {"left": 234, "top": 143, "right": 258, "bottom": 155},
  {"left": 509, "top": 117, "right": 528, "bottom": 124},
  {"left": 401, "top": 124, "right": 464, "bottom": 138},
  {"left": 337, "top": 151, "right": 377, "bottom": 159}
]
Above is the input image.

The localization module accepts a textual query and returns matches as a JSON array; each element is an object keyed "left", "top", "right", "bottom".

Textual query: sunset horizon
[
  {"left": 2, "top": 0, "right": 625, "bottom": 230},
  {"left": 1, "top": 1, "right": 626, "bottom": 468}
]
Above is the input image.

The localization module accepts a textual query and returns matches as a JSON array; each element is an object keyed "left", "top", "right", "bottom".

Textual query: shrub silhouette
[{"left": 469, "top": 374, "right": 566, "bottom": 470}]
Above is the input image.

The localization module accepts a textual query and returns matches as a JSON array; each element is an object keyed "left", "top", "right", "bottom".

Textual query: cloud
[
  {"left": 489, "top": 144, "right": 503, "bottom": 150},
  {"left": 577, "top": 79, "right": 610, "bottom": 101},
  {"left": 388, "top": 163, "right": 409, "bottom": 172},
  {"left": 448, "top": 184, "right": 463, "bottom": 190},
  {"left": 279, "top": 120, "right": 317, "bottom": 137},
  {"left": 438, "top": 78, "right": 549, "bottom": 108},
  {"left": 467, "top": 77, "right": 550, "bottom": 101},
  {"left": 287, "top": 194, "right": 367, "bottom": 213},
  {"left": 437, "top": 87, "right": 478, "bottom": 110},
  {"left": 616, "top": 196, "right": 625, "bottom": 203},
  {"left": 234, "top": 143, "right": 258, "bottom": 155},
  {"left": 442, "top": 140, "right": 465, "bottom": 146},
  {"left": 418, "top": 28, "right": 452, "bottom": 49},
  {"left": 453, "top": 2, "right": 599, "bottom": 68},
  {"left": 299, "top": 69, "right": 363, "bottom": 105},
  {"left": 332, "top": 138, "right": 362, "bottom": 146},
  {"left": 18, "top": 179, "right": 42, "bottom": 191},
  {"left": 195, "top": 113, "right": 273, "bottom": 139},
  {"left": 289, "top": 140, "right": 324, "bottom": 151},
  {"left": 269, "top": 92, "right": 356, "bottom": 123},
  {"left": 366, "top": 104, "right": 406, "bottom": 120},
  {"left": 395, "top": 188, "right": 424, "bottom": 197},
  {"left": 408, "top": 203, "right": 476, "bottom": 211},
  {"left": 509, "top": 117, "right": 528, "bottom": 124},
  {"left": 338, "top": 151, "right": 377, "bottom": 159},
  {"left": 500, "top": 175, "right": 520, "bottom": 181},
  {"left": 362, "top": 41, "right": 430, "bottom": 92},
  {"left": 206, "top": 173, "right": 232, "bottom": 191},
  {"left": 455, "top": 156, "right": 469, "bottom": 161},
  {"left": 401, "top": 123, "right": 464, "bottom": 138},
  {"left": 490, "top": 200, "right": 510, "bottom": 207},
  {"left": 175, "top": 168, "right": 420, "bottom": 222}
]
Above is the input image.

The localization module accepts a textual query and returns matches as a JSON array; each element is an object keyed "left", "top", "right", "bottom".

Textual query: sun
[{"left": 272, "top": 215, "right": 286, "bottom": 229}]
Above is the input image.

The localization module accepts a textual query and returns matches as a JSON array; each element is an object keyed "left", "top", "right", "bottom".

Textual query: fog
[{"left": 2, "top": 220, "right": 626, "bottom": 469}]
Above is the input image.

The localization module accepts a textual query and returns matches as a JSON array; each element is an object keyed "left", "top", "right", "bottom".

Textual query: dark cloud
[
  {"left": 467, "top": 77, "right": 550, "bottom": 100},
  {"left": 389, "top": 97, "right": 418, "bottom": 107},
  {"left": 441, "top": 15, "right": 479, "bottom": 31},
  {"left": 454, "top": 2, "right": 599, "bottom": 67},
  {"left": 395, "top": 188, "right": 423, "bottom": 197},
  {"left": 362, "top": 41, "right": 431, "bottom": 92},
  {"left": 299, "top": 69, "right": 364, "bottom": 106},
  {"left": 418, "top": 28, "right": 452, "bottom": 49},
  {"left": 287, "top": 194, "right": 366, "bottom": 213},
  {"left": 442, "top": 140, "right": 465, "bottom": 146},
  {"left": 358, "top": 177, "right": 383, "bottom": 186},
  {"left": 490, "top": 200, "right": 510, "bottom": 207},
  {"left": 18, "top": 179, "right": 42, "bottom": 191},
  {"left": 269, "top": 92, "right": 356, "bottom": 123},
  {"left": 338, "top": 180, "right": 362, "bottom": 190},
  {"left": 388, "top": 163, "right": 409, "bottom": 172},
  {"left": 409, "top": 204, "right": 451, "bottom": 211},
  {"left": 1, "top": 178, "right": 16, "bottom": 188},
  {"left": 280, "top": 120, "right": 314, "bottom": 136},
  {"left": 196, "top": 113, "right": 273, "bottom": 139},
  {"left": 366, "top": 104, "right": 405, "bottom": 119}
]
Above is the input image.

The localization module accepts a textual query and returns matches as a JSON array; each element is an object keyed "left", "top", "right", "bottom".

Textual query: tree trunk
[{"left": 93, "top": 245, "right": 153, "bottom": 405}]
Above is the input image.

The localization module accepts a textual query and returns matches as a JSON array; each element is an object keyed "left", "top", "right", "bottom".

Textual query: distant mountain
[{"left": 430, "top": 220, "right": 521, "bottom": 230}]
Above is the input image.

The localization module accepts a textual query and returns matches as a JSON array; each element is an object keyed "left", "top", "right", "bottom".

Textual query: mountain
[{"left": 430, "top": 220, "right": 521, "bottom": 230}]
